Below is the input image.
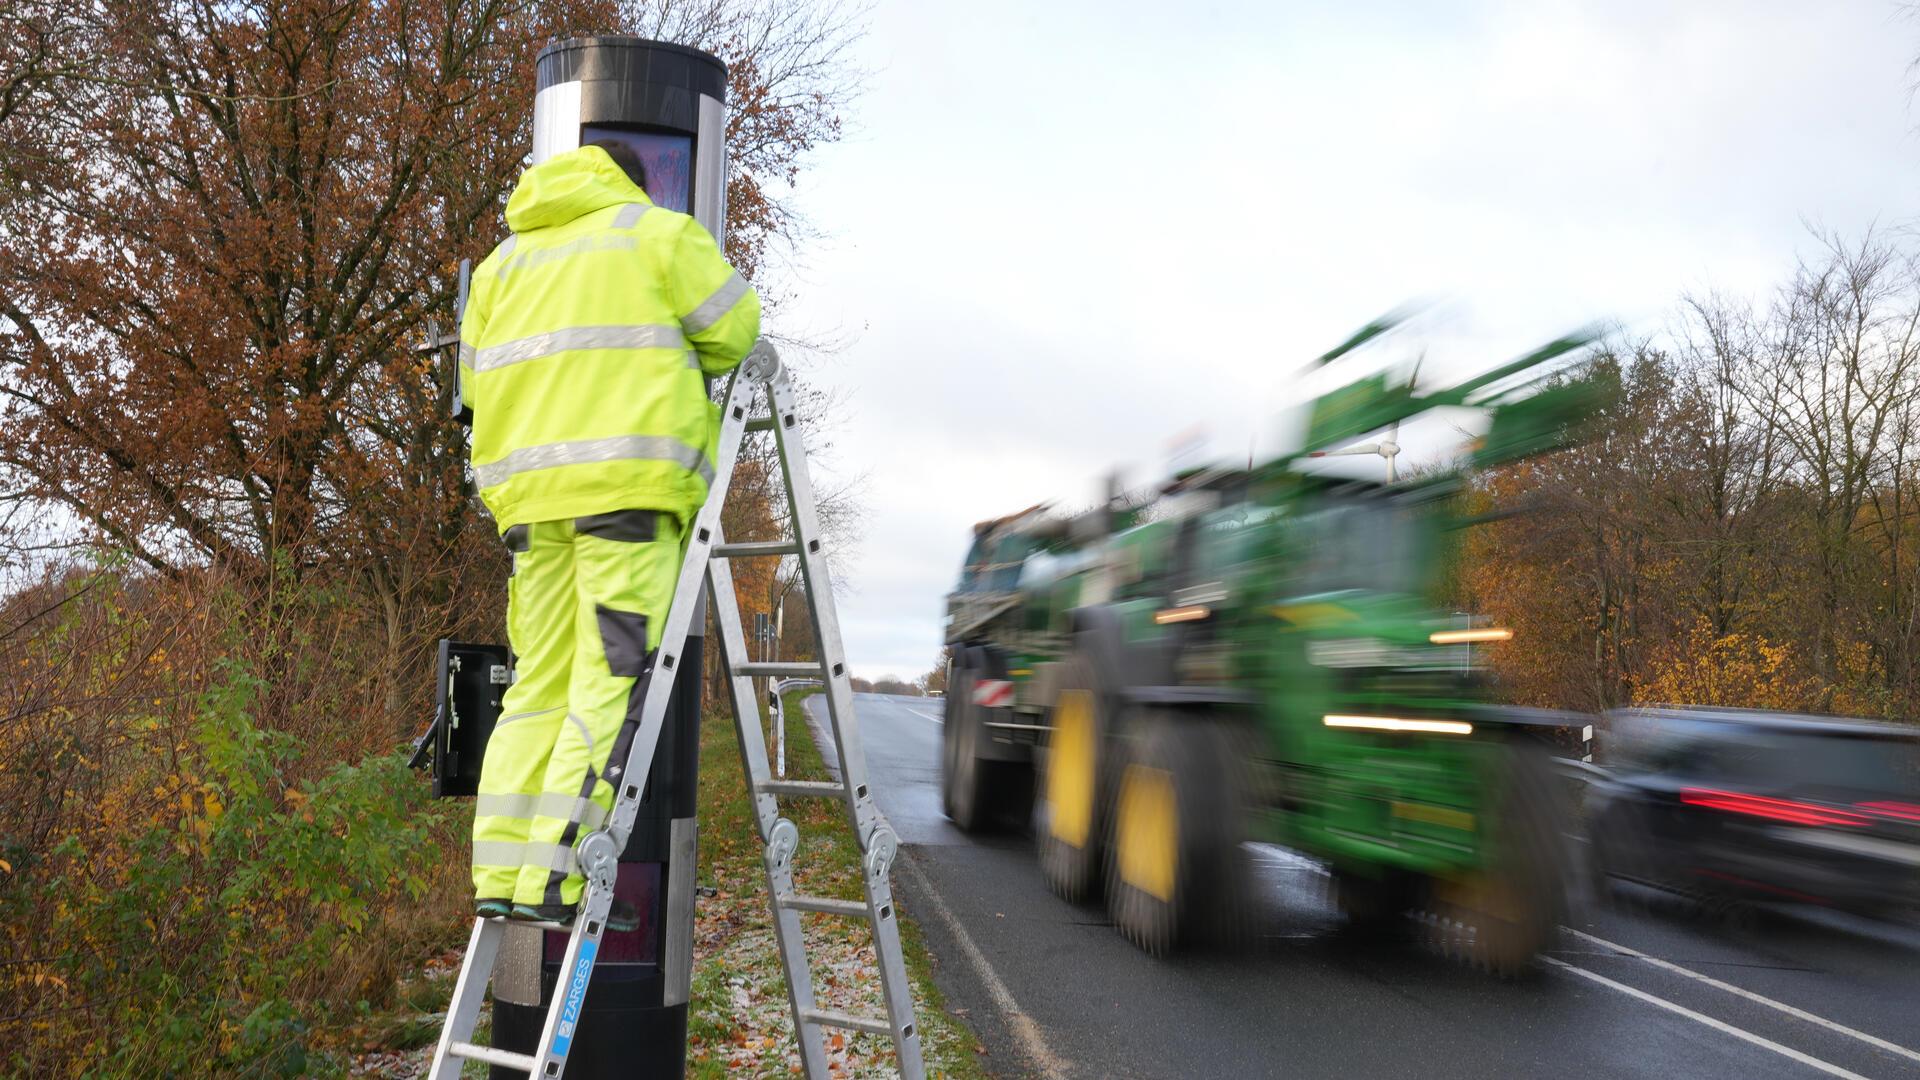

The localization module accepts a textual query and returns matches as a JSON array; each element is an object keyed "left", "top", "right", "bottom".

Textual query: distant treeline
[{"left": 1461, "top": 230, "right": 1920, "bottom": 723}]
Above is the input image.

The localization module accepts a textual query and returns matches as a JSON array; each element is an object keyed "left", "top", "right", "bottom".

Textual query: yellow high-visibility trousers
[{"left": 471, "top": 509, "right": 681, "bottom": 906}]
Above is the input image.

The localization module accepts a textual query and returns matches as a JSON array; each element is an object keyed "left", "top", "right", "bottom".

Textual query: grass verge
[{"left": 687, "top": 687, "right": 986, "bottom": 1078}]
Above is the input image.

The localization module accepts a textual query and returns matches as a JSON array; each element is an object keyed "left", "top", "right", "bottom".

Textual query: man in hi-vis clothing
[{"left": 459, "top": 141, "right": 759, "bottom": 927}]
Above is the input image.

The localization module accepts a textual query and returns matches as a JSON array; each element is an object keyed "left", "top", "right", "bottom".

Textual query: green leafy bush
[{"left": 15, "top": 659, "right": 451, "bottom": 1077}]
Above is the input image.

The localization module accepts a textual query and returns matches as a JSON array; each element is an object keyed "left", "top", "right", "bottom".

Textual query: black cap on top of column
[{"left": 536, "top": 36, "right": 728, "bottom": 135}]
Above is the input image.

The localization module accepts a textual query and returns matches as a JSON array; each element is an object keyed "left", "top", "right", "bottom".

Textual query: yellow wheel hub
[
  {"left": 1047, "top": 691, "right": 1096, "bottom": 847},
  {"left": 1117, "top": 763, "right": 1178, "bottom": 902}
]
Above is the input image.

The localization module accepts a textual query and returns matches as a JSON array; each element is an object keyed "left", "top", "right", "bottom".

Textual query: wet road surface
[{"left": 811, "top": 693, "right": 1920, "bottom": 1079}]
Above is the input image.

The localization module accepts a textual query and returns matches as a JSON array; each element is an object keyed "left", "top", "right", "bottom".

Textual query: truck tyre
[
  {"left": 1105, "top": 711, "right": 1250, "bottom": 956},
  {"left": 1431, "top": 741, "right": 1570, "bottom": 976},
  {"left": 1037, "top": 655, "right": 1112, "bottom": 902},
  {"left": 942, "top": 650, "right": 1006, "bottom": 832}
]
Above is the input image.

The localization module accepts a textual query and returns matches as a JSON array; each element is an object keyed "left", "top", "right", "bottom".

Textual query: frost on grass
[{"left": 688, "top": 883, "right": 925, "bottom": 1078}]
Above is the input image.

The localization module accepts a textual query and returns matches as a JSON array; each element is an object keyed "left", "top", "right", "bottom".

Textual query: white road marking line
[
  {"left": 1566, "top": 928, "right": 1920, "bottom": 1066},
  {"left": 896, "top": 849, "right": 1072, "bottom": 1078},
  {"left": 1542, "top": 957, "right": 1871, "bottom": 1080},
  {"left": 905, "top": 707, "right": 943, "bottom": 725}
]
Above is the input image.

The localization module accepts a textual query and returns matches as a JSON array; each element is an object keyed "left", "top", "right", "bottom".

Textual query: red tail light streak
[{"left": 1679, "top": 789, "right": 1871, "bottom": 827}]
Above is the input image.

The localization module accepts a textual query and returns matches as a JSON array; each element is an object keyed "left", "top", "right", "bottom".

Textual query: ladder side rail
[
  {"left": 603, "top": 367, "right": 758, "bottom": 848},
  {"left": 707, "top": 544, "right": 833, "bottom": 1077},
  {"left": 427, "top": 919, "right": 505, "bottom": 1080},
  {"left": 764, "top": 367, "right": 925, "bottom": 1077},
  {"left": 858, "top": 850, "right": 926, "bottom": 1076},
  {"left": 527, "top": 902, "right": 612, "bottom": 1078},
  {"left": 764, "top": 369, "right": 880, "bottom": 844}
]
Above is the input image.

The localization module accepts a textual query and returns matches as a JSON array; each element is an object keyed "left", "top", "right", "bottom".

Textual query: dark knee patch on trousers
[
  {"left": 596, "top": 606, "right": 652, "bottom": 677},
  {"left": 576, "top": 508, "right": 658, "bottom": 543}
]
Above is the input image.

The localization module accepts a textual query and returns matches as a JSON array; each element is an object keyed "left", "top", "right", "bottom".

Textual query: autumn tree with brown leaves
[
  {"left": 0, "top": 1, "right": 866, "bottom": 1070},
  {"left": 1462, "top": 230, "right": 1920, "bottom": 723},
  {"left": 0, "top": 0, "right": 863, "bottom": 725}
]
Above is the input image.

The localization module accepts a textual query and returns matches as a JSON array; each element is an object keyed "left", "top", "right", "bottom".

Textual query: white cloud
[{"left": 768, "top": 0, "right": 1920, "bottom": 677}]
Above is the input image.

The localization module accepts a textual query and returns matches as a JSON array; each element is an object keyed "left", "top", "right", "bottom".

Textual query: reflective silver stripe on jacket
[
  {"left": 474, "top": 792, "right": 609, "bottom": 828},
  {"left": 473, "top": 434, "right": 715, "bottom": 489},
  {"left": 496, "top": 235, "right": 517, "bottom": 259},
  {"left": 473, "top": 324, "right": 687, "bottom": 373},
  {"left": 681, "top": 272, "right": 750, "bottom": 334},
  {"left": 612, "top": 202, "right": 653, "bottom": 229},
  {"left": 458, "top": 342, "right": 476, "bottom": 368},
  {"left": 498, "top": 233, "right": 638, "bottom": 279}
]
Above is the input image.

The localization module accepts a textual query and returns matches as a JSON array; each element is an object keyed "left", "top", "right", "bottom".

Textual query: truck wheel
[
  {"left": 1105, "top": 712, "right": 1249, "bottom": 956},
  {"left": 942, "top": 652, "right": 1004, "bottom": 832},
  {"left": 1037, "top": 655, "right": 1111, "bottom": 902},
  {"left": 1432, "top": 742, "right": 1570, "bottom": 975}
]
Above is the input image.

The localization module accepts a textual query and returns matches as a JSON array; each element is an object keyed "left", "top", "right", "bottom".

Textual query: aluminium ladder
[{"left": 429, "top": 344, "right": 924, "bottom": 1079}]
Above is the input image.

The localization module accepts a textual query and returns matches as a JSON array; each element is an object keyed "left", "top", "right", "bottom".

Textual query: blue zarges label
[{"left": 551, "top": 938, "right": 598, "bottom": 1057}]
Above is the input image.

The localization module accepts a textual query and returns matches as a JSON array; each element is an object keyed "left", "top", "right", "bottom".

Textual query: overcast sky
[{"left": 766, "top": 0, "right": 1920, "bottom": 679}]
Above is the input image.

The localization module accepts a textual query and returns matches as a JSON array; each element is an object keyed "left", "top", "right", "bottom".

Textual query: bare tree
[{"left": 1731, "top": 230, "right": 1920, "bottom": 697}]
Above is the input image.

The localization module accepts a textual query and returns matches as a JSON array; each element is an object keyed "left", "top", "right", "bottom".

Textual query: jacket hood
[{"left": 504, "top": 146, "right": 651, "bottom": 233}]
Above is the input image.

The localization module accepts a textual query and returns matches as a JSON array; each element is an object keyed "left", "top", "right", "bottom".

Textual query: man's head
[{"left": 586, "top": 139, "right": 649, "bottom": 195}]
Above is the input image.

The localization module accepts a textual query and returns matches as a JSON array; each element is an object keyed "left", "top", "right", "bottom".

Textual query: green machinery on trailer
[{"left": 940, "top": 318, "right": 1604, "bottom": 970}]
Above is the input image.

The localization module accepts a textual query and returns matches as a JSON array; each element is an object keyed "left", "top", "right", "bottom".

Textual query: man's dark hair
[{"left": 585, "top": 139, "right": 648, "bottom": 192}]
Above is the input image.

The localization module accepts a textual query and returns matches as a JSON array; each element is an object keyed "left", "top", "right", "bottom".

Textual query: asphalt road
[{"left": 808, "top": 693, "right": 1920, "bottom": 1080}]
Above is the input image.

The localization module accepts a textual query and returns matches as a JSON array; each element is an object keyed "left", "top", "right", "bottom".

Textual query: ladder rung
[
  {"left": 714, "top": 540, "right": 799, "bottom": 558},
  {"left": 757, "top": 779, "right": 848, "bottom": 799},
  {"left": 801, "top": 1008, "right": 896, "bottom": 1037},
  {"left": 449, "top": 1041, "right": 537, "bottom": 1070},
  {"left": 744, "top": 413, "right": 776, "bottom": 432},
  {"left": 737, "top": 661, "right": 823, "bottom": 677},
  {"left": 781, "top": 894, "right": 870, "bottom": 917},
  {"left": 481, "top": 910, "right": 574, "bottom": 932}
]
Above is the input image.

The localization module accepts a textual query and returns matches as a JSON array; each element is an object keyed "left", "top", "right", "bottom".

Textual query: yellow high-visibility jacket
[{"left": 458, "top": 145, "right": 761, "bottom": 530}]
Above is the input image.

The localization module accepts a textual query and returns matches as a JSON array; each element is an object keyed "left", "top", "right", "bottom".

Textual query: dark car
[{"left": 1588, "top": 706, "right": 1920, "bottom": 919}]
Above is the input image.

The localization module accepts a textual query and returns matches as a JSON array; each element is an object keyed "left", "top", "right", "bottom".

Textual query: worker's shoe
[
  {"left": 510, "top": 898, "right": 642, "bottom": 933},
  {"left": 474, "top": 897, "right": 513, "bottom": 919}
]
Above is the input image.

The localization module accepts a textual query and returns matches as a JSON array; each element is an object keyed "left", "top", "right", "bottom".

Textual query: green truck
[{"left": 940, "top": 321, "right": 1602, "bottom": 971}]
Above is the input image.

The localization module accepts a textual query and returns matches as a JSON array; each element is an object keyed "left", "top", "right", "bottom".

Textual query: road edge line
[
  {"left": 1566, "top": 928, "right": 1920, "bottom": 1065},
  {"left": 896, "top": 849, "right": 1072, "bottom": 1078},
  {"left": 1542, "top": 957, "right": 1869, "bottom": 1080},
  {"left": 824, "top": 698, "right": 1070, "bottom": 1076}
]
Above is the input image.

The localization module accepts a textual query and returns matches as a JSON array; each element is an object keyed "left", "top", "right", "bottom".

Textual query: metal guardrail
[
  {"left": 1554, "top": 756, "right": 1609, "bottom": 783},
  {"left": 768, "top": 677, "right": 823, "bottom": 777}
]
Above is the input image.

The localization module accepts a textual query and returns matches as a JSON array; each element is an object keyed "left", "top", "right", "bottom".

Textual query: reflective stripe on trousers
[
  {"left": 472, "top": 839, "right": 577, "bottom": 875},
  {"left": 473, "top": 791, "right": 610, "bottom": 831}
]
